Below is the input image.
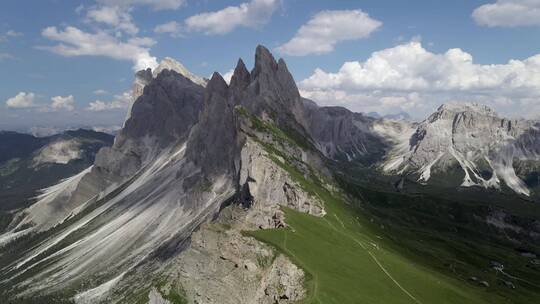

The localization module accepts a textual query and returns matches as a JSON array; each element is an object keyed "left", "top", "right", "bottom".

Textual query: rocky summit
[
  {"left": 381, "top": 102, "right": 540, "bottom": 196},
  {"left": 1, "top": 46, "right": 540, "bottom": 304}
]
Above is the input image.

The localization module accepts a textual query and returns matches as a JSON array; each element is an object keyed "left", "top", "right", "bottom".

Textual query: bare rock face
[
  {"left": 92, "top": 67, "right": 205, "bottom": 187},
  {"left": 152, "top": 57, "right": 208, "bottom": 87},
  {"left": 10, "top": 65, "right": 206, "bottom": 233},
  {"left": 1, "top": 45, "right": 325, "bottom": 304},
  {"left": 132, "top": 68, "right": 153, "bottom": 100},
  {"left": 382, "top": 103, "right": 540, "bottom": 196},
  {"left": 255, "top": 255, "right": 305, "bottom": 304},
  {"left": 232, "top": 46, "right": 312, "bottom": 147},
  {"left": 168, "top": 205, "right": 306, "bottom": 304},
  {"left": 0, "top": 60, "right": 215, "bottom": 300},
  {"left": 148, "top": 288, "right": 171, "bottom": 304},
  {"left": 185, "top": 72, "right": 243, "bottom": 179},
  {"left": 301, "top": 99, "right": 390, "bottom": 164},
  {"left": 239, "top": 139, "right": 325, "bottom": 229}
]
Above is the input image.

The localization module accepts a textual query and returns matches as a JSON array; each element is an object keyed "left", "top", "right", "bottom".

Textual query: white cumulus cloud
[
  {"left": 0, "top": 53, "right": 15, "bottom": 61},
  {"left": 97, "top": 0, "right": 185, "bottom": 10},
  {"left": 93, "top": 89, "right": 109, "bottom": 95},
  {"left": 472, "top": 0, "right": 540, "bottom": 27},
  {"left": 40, "top": 26, "right": 157, "bottom": 71},
  {"left": 185, "top": 0, "right": 279, "bottom": 35},
  {"left": 0, "top": 29, "right": 23, "bottom": 43},
  {"left": 299, "top": 41, "right": 540, "bottom": 118},
  {"left": 6, "top": 30, "right": 23, "bottom": 37},
  {"left": 87, "top": 91, "right": 132, "bottom": 111},
  {"left": 86, "top": 5, "right": 139, "bottom": 35},
  {"left": 50, "top": 95, "right": 75, "bottom": 111},
  {"left": 6, "top": 92, "right": 36, "bottom": 108},
  {"left": 276, "top": 9, "right": 382, "bottom": 56},
  {"left": 154, "top": 21, "right": 183, "bottom": 37},
  {"left": 222, "top": 69, "right": 235, "bottom": 84}
]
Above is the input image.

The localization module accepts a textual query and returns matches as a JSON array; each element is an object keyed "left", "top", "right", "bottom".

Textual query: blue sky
[{"left": 1, "top": 0, "right": 540, "bottom": 133}]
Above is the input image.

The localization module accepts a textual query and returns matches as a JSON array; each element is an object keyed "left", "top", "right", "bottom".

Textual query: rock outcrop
[
  {"left": 382, "top": 103, "right": 540, "bottom": 196},
  {"left": 168, "top": 205, "right": 305, "bottom": 304},
  {"left": 301, "top": 99, "right": 390, "bottom": 163}
]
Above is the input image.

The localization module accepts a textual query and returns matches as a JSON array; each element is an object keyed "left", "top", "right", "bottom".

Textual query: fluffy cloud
[
  {"left": 299, "top": 41, "right": 540, "bottom": 118},
  {"left": 93, "top": 89, "right": 109, "bottom": 95},
  {"left": 50, "top": 95, "right": 75, "bottom": 111},
  {"left": 97, "top": 0, "right": 185, "bottom": 10},
  {"left": 85, "top": 0, "right": 186, "bottom": 36},
  {"left": 40, "top": 26, "right": 157, "bottom": 71},
  {"left": 473, "top": 0, "right": 540, "bottom": 27},
  {"left": 6, "top": 30, "right": 23, "bottom": 37},
  {"left": 87, "top": 91, "right": 132, "bottom": 111},
  {"left": 277, "top": 10, "right": 382, "bottom": 56},
  {"left": 87, "top": 5, "right": 139, "bottom": 35},
  {"left": 222, "top": 69, "right": 234, "bottom": 84},
  {"left": 92, "top": 125, "right": 122, "bottom": 134},
  {"left": 0, "top": 29, "right": 23, "bottom": 43},
  {"left": 185, "top": 0, "right": 278, "bottom": 35},
  {"left": 0, "top": 53, "right": 15, "bottom": 61},
  {"left": 154, "top": 21, "right": 183, "bottom": 37},
  {"left": 6, "top": 92, "right": 36, "bottom": 108}
]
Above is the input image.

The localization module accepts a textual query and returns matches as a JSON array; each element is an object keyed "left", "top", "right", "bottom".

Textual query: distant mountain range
[
  {"left": 0, "top": 129, "right": 113, "bottom": 221},
  {"left": 367, "top": 111, "right": 412, "bottom": 121}
]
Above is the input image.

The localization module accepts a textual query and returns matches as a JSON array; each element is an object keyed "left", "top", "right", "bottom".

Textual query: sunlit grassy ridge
[{"left": 248, "top": 149, "right": 503, "bottom": 304}]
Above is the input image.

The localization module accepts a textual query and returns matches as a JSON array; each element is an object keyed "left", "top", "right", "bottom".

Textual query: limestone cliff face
[
  {"left": 300, "top": 99, "right": 390, "bottom": 163},
  {"left": 185, "top": 72, "right": 242, "bottom": 179},
  {"left": 9, "top": 63, "right": 206, "bottom": 233},
  {"left": 233, "top": 46, "right": 313, "bottom": 149},
  {"left": 382, "top": 103, "right": 540, "bottom": 196},
  {"left": 239, "top": 139, "right": 325, "bottom": 227},
  {"left": 1, "top": 46, "right": 328, "bottom": 304},
  {"left": 119, "top": 46, "right": 328, "bottom": 304},
  {"left": 98, "top": 69, "right": 205, "bottom": 179},
  {"left": 167, "top": 205, "right": 306, "bottom": 304}
]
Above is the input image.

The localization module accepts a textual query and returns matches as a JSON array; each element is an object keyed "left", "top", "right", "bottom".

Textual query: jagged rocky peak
[
  {"left": 132, "top": 57, "right": 206, "bottom": 100},
  {"left": 430, "top": 102, "right": 498, "bottom": 122},
  {"left": 133, "top": 68, "right": 153, "bottom": 100},
  {"left": 250, "top": 45, "right": 300, "bottom": 100},
  {"left": 418, "top": 102, "right": 528, "bottom": 144},
  {"left": 225, "top": 45, "right": 309, "bottom": 145},
  {"left": 120, "top": 68, "right": 205, "bottom": 148},
  {"left": 382, "top": 102, "right": 539, "bottom": 197},
  {"left": 152, "top": 57, "right": 208, "bottom": 87},
  {"left": 230, "top": 58, "right": 250, "bottom": 90},
  {"left": 94, "top": 61, "right": 206, "bottom": 181},
  {"left": 207, "top": 71, "right": 229, "bottom": 93},
  {"left": 438, "top": 102, "right": 496, "bottom": 114},
  {"left": 238, "top": 45, "right": 299, "bottom": 100},
  {"left": 252, "top": 45, "right": 278, "bottom": 77},
  {"left": 301, "top": 100, "right": 392, "bottom": 163},
  {"left": 185, "top": 72, "right": 242, "bottom": 177}
]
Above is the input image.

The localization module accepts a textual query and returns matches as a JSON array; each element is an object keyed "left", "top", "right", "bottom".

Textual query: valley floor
[
  {"left": 251, "top": 203, "right": 503, "bottom": 304},
  {"left": 248, "top": 161, "right": 518, "bottom": 304}
]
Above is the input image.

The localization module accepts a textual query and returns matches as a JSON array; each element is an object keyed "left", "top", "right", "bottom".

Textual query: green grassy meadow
[
  {"left": 242, "top": 108, "right": 540, "bottom": 304},
  {"left": 247, "top": 152, "right": 513, "bottom": 304},
  {"left": 250, "top": 200, "right": 502, "bottom": 304}
]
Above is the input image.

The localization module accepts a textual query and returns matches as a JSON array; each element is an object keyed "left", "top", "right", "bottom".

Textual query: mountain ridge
[
  {"left": 1, "top": 46, "right": 539, "bottom": 304},
  {"left": 381, "top": 102, "right": 540, "bottom": 197}
]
